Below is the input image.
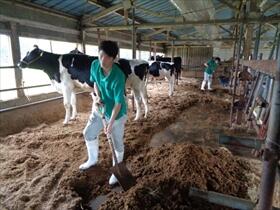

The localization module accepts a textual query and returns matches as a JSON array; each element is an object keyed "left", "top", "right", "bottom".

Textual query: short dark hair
[
  {"left": 99, "top": 40, "right": 119, "bottom": 59},
  {"left": 215, "top": 57, "right": 221, "bottom": 63}
]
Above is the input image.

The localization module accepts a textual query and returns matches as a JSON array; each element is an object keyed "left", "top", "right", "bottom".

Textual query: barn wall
[
  {"left": 166, "top": 46, "right": 213, "bottom": 71},
  {"left": 213, "top": 48, "right": 234, "bottom": 60},
  {"left": 0, "top": 93, "right": 92, "bottom": 137}
]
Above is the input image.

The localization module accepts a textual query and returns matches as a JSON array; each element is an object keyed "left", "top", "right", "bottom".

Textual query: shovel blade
[{"left": 110, "top": 162, "right": 136, "bottom": 191}]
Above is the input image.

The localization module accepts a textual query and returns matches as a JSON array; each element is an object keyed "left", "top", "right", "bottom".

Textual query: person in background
[{"left": 201, "top": 57, "right": 221, "bottom": 91}]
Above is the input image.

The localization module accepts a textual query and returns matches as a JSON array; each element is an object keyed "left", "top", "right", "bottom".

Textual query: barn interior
[{"left": 0, "top": 0, "right": 280, "bottom": 209}]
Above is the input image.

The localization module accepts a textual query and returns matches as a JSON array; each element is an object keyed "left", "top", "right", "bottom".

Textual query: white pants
[
  {"left": 201, "top": 72, "right": 213, "bottom": 90},
  {"left": 83, "top": 111, "right": 127, "bottom": 153}
]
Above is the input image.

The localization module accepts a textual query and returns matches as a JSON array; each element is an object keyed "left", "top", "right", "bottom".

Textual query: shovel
[{"left": 99, "top": 105, "right": 136, "bottom": 191}]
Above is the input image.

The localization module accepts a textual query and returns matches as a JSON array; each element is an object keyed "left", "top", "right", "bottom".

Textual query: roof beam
[
  {"left": 219, "top": 25, "right": 233, "bottom": 36},
  {"left": 84, "top": 0, "right": 172, "bottom": 41},
  {"left": 10, "top": 0, "right": 77, "bottom": 20},
  {"left": 216, "top": 0, "right": 238, "bottom": 11},
  {"left": 85, "top": 15, "right": 280, "bottom": 31},
  {"left": 144, "top": 28, "right": 167, "bottom": 38},
  {"left": 142, "top": 36, "right": 275, "bottom": 45},
  {"left": 135, "top": 5, "right": 176, "bottom": 21},
  {"left": 83, "top": 2, "right": 125, "bottom": 24},
  {"left": 262, "top": 1, "right": 280, "bottom": 12},
  {"left": 141, "top": 38, "right": 235, "bottom": 44}
]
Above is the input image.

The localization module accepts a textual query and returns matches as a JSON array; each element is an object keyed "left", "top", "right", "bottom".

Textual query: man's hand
[
  {"left": 104, "top": 120, "right": 114, "bottom": 135},
  {"left": 91, "top": 93, "right": 103, "bottom": 107},
  {"left": 94, "top": 96, "right": 103, "bottom": 107}
]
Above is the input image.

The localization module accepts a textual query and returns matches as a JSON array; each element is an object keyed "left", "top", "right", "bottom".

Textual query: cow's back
[{"left": 62, "top": 54, "right": 98, "bottom": 87}]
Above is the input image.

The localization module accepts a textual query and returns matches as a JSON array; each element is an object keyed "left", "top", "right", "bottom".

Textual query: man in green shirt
[
  {"left": 79, "top": 40, "right": 127, "bottom": 186},
  {"left": 201, "top": 57, "right": 221, "bottom": 91}
]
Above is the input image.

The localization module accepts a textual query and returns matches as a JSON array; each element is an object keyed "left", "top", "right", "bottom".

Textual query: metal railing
[{"left": 0, "top": 84, "right": 52, "bottom": 92}]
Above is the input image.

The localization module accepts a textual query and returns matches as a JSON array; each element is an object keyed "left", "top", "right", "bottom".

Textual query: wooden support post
[
  {"left": 137, "top": 38, "right": 141, "bottom": 60},
  {"left": 124, "top": 9, "right": 128, "bottom": 25},
  {"left": 153, "top": 43, "right": 157, "bottom": 59},
  {"left": 97, "top": 29, "right": 101, "bottom": 45},
  {"left": 81, "top": 29, "right": 86, "bottom": 54},
  {"left": 105, "top": 29, "right": 108, "bottom": 40},
  {"left": 244, "top": 24, "right": 253, "bottom": 59},
  {"left": 10, "top": 22, "right": 25, "bottom": 98}
]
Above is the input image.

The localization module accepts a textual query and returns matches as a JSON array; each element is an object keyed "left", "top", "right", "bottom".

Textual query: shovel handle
[{"left": 99, "top": 105, "right": 119, "bottom": 165}]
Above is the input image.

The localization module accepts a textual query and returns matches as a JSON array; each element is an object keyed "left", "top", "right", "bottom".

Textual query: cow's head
[
  {"left": 69, "top": 48, "right": 84, "bottom": 55},
  {"left": 18, "top": 45, "right": 44, "bottom": 68}
]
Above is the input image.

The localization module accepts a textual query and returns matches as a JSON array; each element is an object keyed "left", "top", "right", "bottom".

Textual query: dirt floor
[{"left": 0, "top": 78, "right": 279, "bottom": 210}]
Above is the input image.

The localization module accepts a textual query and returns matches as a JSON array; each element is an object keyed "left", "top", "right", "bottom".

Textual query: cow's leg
[
  {"left": 145, "top": 73, "right": 149, "bottom": 87},
  {"left": 70, "top": 92, "right": 77, "bottom": 120},
  {"left": 140, "top": 83, "right": 149, "bottom": 118},
  {"left": 62, "top": 87, "right": 72, "bottom": 125},
  {"left": 168, "top": 75, "right": 175, "bottom": 96},
  {"left": 171, "top": 74, "right": 175, "bottom": 95},
  {"left": 133, "top": 89, "right": 142, "bottom": 120},
  {"left": 175, "top": 70, "right": 179, "bottom": 85}
]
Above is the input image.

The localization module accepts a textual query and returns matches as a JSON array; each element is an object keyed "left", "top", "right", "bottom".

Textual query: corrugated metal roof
[{"left": 27, "top": 0, "right": 280, "bottom": 41}]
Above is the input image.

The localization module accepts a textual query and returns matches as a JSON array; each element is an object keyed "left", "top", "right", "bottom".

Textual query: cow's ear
[{"left": 34, "top": 44, "right": 38, "bottom": 49}]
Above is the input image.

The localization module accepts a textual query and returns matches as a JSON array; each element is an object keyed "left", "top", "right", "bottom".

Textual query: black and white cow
[
  {"left": 147, "top": 60, "right": 175, "bottom": 96},
  {"left": 69, "top": 49, "right": 149, "bottom": 121},
  {"left": 150, "top": 55, "right": 182, "bottom": 82},
  {"left": 18, "top": 45, "right": 149, "bottom": 124}
]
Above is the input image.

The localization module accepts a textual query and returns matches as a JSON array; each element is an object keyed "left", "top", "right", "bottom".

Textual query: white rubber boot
[
  {"left": 79, "top": 140, "right": 98, "bottom": 170},
  {"left": 109, "top": 151, "right": 124, "bottom": 185},
  {"left": 201, "top": 81, "right": 206, "bottom": 90},
  {"left": 208, "top": 81, "right": 213, "bottom": 90}
]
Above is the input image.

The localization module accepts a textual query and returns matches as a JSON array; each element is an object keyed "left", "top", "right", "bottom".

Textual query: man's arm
[
  {"left": 93, "top": 83, "right": 103, "bottom": 106},
  {"left": 110, "top": 104, "right": 121, "bottom": 124},
  {"left": 105, "top": 103, "right": 121, "bottom": 135},
  {"left": 106, "top": 73, "right": 125, "bottom": 135}
]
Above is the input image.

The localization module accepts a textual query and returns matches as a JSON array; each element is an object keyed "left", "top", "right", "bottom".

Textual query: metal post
[
  {"left": 131, "top": 1, "right": 136, "bottom": 112},
  {"left": 153, "top": 43, "right": 157, "bottom": 59},
  {"left": 253, "top": 23, "right": 261, "bottom": 60},
  {"left": 268, "top": 26, "right": 279, "bottom": 60},
  {"left": 171, "top": 40, "right": 174, "bottom": 62},
  {"left": 257, "top": 46, "right": 280, "bottom": 210},
  {"left": 132, "top": 4, "right": 136, "bottom": 59},
  {"left": 189, "top": 187, "right": 256, "bottom": 210},
  {"left": 230, "top": 26, "right": 238, "bottom": 90},
  {"left": 230, "top": 4, "right": 246, "bottom": 126},
  {"left": 9, "top": 22, "right": 25, "bottom": 98},
  {"left": 276, "top": 29, "right": 280, "bottom": 59},
  {"left": 149, "top": 40, "right": 152, "bottom": 59}
]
